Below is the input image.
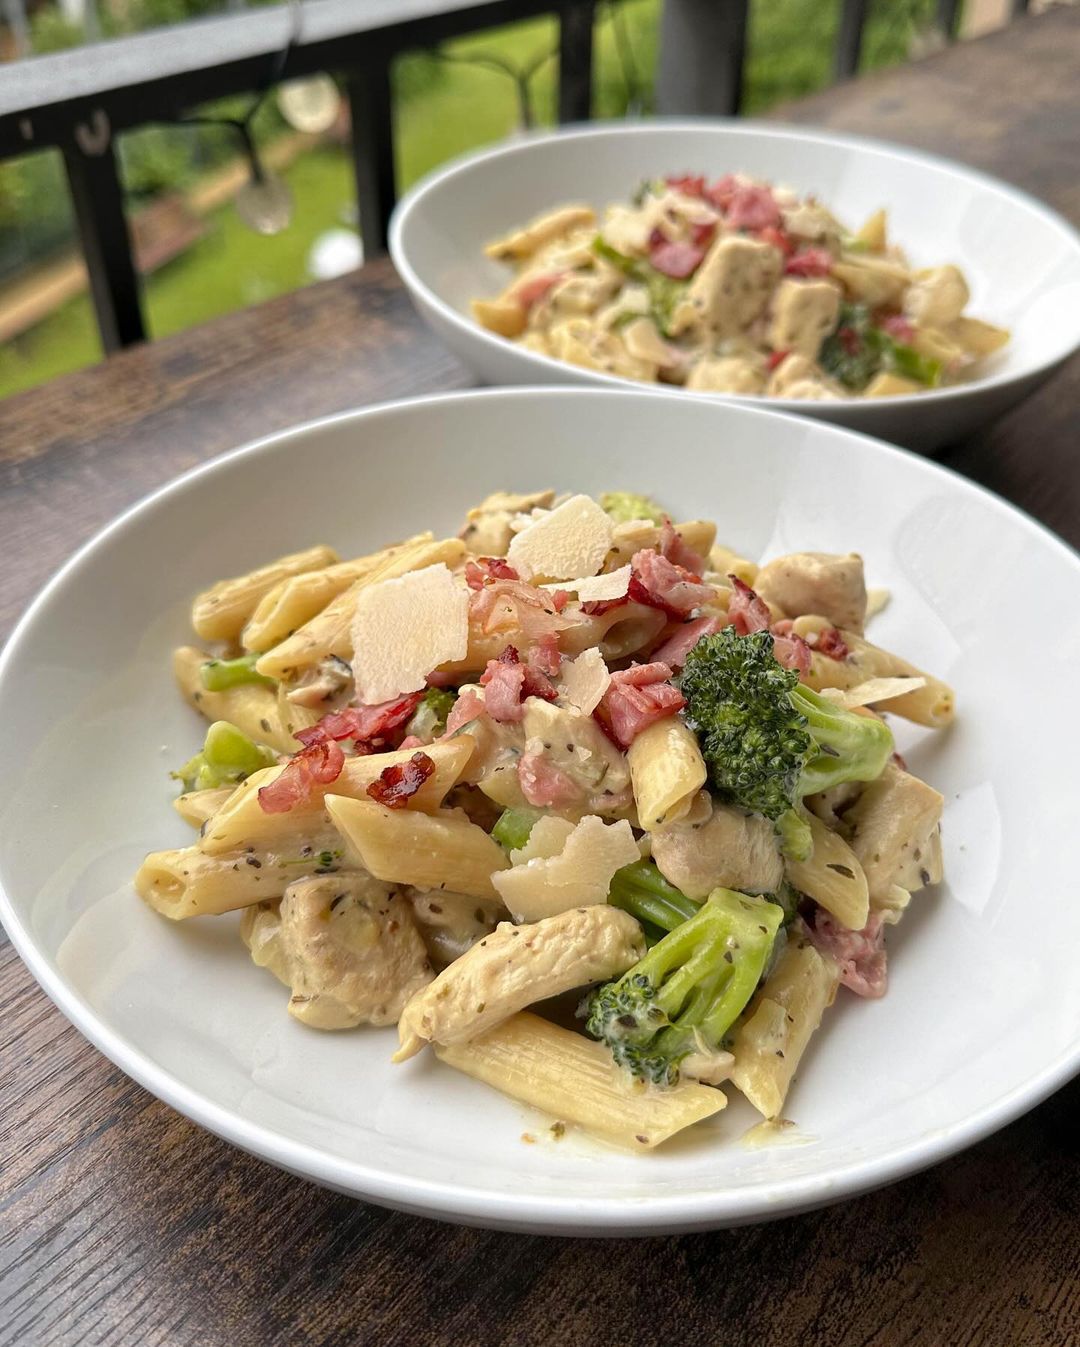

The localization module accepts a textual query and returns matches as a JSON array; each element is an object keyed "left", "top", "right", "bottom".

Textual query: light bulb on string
[
  {"left": 234, "top": 124, "right": 294, "bottom": 235},
  {"left": 277, "top": 74, "right": 342, "bottom": 134}
]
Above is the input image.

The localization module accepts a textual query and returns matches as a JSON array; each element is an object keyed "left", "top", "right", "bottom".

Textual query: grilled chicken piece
[
  {"left": 650, "top": 798, "right": 784, "bottom": 899},
  {"left": 752, "top": 551, "right": 867, "bottom": 634}
]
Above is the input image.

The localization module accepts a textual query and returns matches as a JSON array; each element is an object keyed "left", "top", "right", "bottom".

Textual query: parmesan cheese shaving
[
  {"left": 492, "top": 815, "right": 639, "bottom": 923},
  {"left": 350, "top": 563, "right": 469, "bottom": 704},
  {"left": 820, "top": 676, "right": 926, "bottom": 709},
  {"left": 541, "top": 564, "right": 631, "bottom": 604},
  {"left": 510, "top": 816, "right": 576, "bottom": 866},
  {"left": 507, "top": 494, "right": 614, "bottom": 582},
  {"left": 557, "top": 647, "right": 612, "bottom": 716}
]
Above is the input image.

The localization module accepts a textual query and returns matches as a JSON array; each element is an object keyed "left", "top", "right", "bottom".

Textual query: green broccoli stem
[
  {"left": 492, "top": 805, "right": 545, "bottom": 853},
  {"left": 173, "top": 720, "right": 277, "bottom": 792},
  {"left": 599, "top": 492, "right": 666, "bottom": 525},
  {"left": 792, "top": 683, "right": 893, "bottom": 797},
  {"left": 607, "top": 858, "right": 701, "bottom": 932},
  {"left": 200, "top": 652, "right": 275, "bottom": 691},
  {"left": 406, "top": 688, "right": 457, "bottom": 743}
]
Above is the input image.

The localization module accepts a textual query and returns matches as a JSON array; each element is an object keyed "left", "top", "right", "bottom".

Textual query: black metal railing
[{"left": 0, "top": 0, "right": 986, "bottom": 358}]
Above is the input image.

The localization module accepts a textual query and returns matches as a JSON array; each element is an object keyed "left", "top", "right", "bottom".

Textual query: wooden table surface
[{"left": 2, "top": 10, "right": 1079, "bottom": 1345}]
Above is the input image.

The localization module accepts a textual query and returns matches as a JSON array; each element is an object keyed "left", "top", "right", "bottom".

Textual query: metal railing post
[
  {"left": 346, "top": 58, "right": 396, "bottom": 257},
  {"left": 558, "top": 0, "right": 595, "bottom": 123},
  {"left": 835, "top": 0, "right": 871, "bottom": 79},
  {"left": 62, "top": 131, "right": 146, "bottom": 352},
  {"left": 656, "top": 0, "right": 748, "bottom": 117}
]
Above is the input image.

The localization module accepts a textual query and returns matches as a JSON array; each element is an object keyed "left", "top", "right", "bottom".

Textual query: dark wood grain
[{"left": 2, "top": 12, "right": 1079, "bottom": 1346}]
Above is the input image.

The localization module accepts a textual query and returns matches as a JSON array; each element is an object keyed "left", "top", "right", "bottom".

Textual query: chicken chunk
[
  {"left": 753, "top": 551, "right": 867, "bottom": 634},
  {"left": 405, "top": 888, "right": 507, "bottom": 968},
  {"left": 650, "top": 799, "right": 784, "bottom": 899},
  {"left": 844, "top": 763, "right": 944, "bottom": 903},
  {"left": 485, "top": 205, "right": 596, "bottom": 261},
  {"left": 240, "top": 873, "right": 433, "bottom": 1030},
  {"left": 781, "top": 200, "right": 843, "bottom": 246},
  {"left": 547, "top": 317, "right": 658, "bottom": 382},
  {"left": 685, "top": 354, "right": 766, "bottom": 395},
  {"left": 903, "top": 264, "right": 969, "bottom": 328},
  {"left": 768, "top": 278, "right": 842, "bottom": 360},
  {"left": 521, "top": 697, "right": 632, "bottom": 808},
  {"left": 671, "top": 235, "right": 783, "bottom": 340},
  {"left": 460, "top": 490, "right": 556, "bottom": 556},
  {"left": 767, "top": 353, "right": 844, "bottom": 401},
  {"left": 394, "top": 905, "right": 646, "bottom": 1059}
]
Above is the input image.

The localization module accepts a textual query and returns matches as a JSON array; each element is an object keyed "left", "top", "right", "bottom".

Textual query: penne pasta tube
[
  {"left": 629, "top": 716, "right": 707, "bottom": 831},
  {"left": 434, "top": 1011, "right": 726, "bottom": 1150},
  {"left": 173, "top": 646, "right": 297, "bottom": 754},
  {"left": 604, "top": 519, "right": 717, "bottom": 571},
  {"left": 240, "top": 533, "right": 434, "bottom": 652},
  {"left": 792, "top": 615, "right": 955, "bottom": 727},
  {"left": 199, "top": 736, "right": 477, "bottom": 855},
  {"left": 135, "top": 833, "right": 343, "bottom": 919},
  {"left": 173, "top": 787, "right": 233, "bottom": 830},
  {"left": 730, "top": 940, "right": 840, "bottom": 1119},
  {"left": 559, "top": 601, "right": 668, "bottom": 660},
  {"left": 254, "top": 537, "right": 467, "bottom": 682},
  {"left": 192, "top": 545, "right": 338, "bottom": 642},
  {"left": 326, "top": 796, "right": 509, "bottom": 900},
  {"left": 785, "top": 812, "right": 869, "bottom": 930}
]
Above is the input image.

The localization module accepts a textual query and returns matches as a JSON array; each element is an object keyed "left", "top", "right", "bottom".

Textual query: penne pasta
[
  {"left": 174, "top": 645, "right": 297, "bottom": 753},
  {"left": 730, "top": 941, "right": 840, "bottom": 1119},
  {"left": 785, "top": 811, "right": 869, "bottom": 931},
  {"left": 559, "top": 601, "right": 667, "bottom": 660},
  {"left": 629, "top": 716, "right": 707, "bottom": 831},
  {"left": 173, "top": 787, "right": 233, "bottom": 830},
  {"left": 434, "top": 1011, "right": 726, "bottom": 1150},
  {"left": 325, "top": 796, "right": 509, "bottom": 900},
  {"left": 199, "top": 736, "right": 477, "bottom": 855},
  {"left": 192, "top": 545, "right": 338, "bottom": 642},
  {"left": 604, "top": 519, "right": 717, "bottom": 571}
]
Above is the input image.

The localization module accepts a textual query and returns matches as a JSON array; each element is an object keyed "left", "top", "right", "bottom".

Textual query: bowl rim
[
  {"left": 389, "top": 116, "right": 1080, "bottom": 411},
  {"left": 3, "top": 384, "right": 1079, "bottom": 1233}
]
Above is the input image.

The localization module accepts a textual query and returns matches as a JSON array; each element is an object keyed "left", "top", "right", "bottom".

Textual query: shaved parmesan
[
  {"left": 507, "top": 494, "right": 614, "bottom": 582},
  {"left": 510, "top": 816, "right": 576, "bottom": 866},
  {"left": 865, "top": 587, "right": 891, "bottom": 621},
  {"left": 558, "top": 647, "right": 611, "bottom": 715},
  {"left": 541, "top": 564, "right": 631, "bottom": 604},
  {"left": 350, "top": 563, "right": 469, "bottom": 704},
  {"left": 493, "top": 815, "right": 639, "bottom": 923},
  {"left": 820, "top": 676, "right": 926, "bottom": 709}
]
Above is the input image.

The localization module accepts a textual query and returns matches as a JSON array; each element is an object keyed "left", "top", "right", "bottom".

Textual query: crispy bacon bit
[
  {"left": 659, "top": 519, "right": 707, "bottom": 576},
  {"left": 465, "top": 556, "right": 520, "bottom": 590},
  {"left": 767, "top": 349, "right": 790, "bottom": 372},
  {"left": 651, "top": 615, "right": 724, "bottom": 670},
  {"left": 426, "top": 669, "right": 456, "bottom": 689},
  {"left": 690, "top": 220, "right": 717, "bottom": 250},
  {"left": 815, "top": 625, "right": 850, "bottom": 660},
  {"left": 480, "top": 646, "right": 557, "bottom": 722},
  {"left": 445, "top": 688, "right": 485, "bottom": 734},
  {"left": 530, "top": 631, "right": 563, "bottom": 677},
  {"left": 600, "top": 662, "right": 685, "bottom": 748},
  {"left": 366, "top": 751, "right": 436, "bottom": 809},
  {"left": 785, "top": 247, "right": 833, "bottom": 277},
  {"left": 704, "top": 174, "right": 739, "bottom": 212},
  {"left": 258, "top": 739, "right": 345, "bottom": 814},
  {"left": 773, "top": 630, "right": 812, "bottom": 675},
  {"left": 470, "top": 578, "right": 574, "bottom": 642},
  {"left": 648, "top": 231, "right": 707, "bottom": 279},
  {"left": 631, "top": 549, "right": 714, "bottom": 618},
  {"left": 758, "top": 225, "right": 793, "bottom": 256},
  {"left": 725, "top": 185, "right": 781, "bottom": 231},
  {"left": 398, "top": 735, "right": 424, "bottom": 750},
  {"left": 511, "top": 272, "right": 564, "bottom": 310},
  {"left": 881, "top": 314, "right": 915, "bottom": 344},
  {"left": 727, "top": 575, "right": 772, "bottom": 634},
  {"left": 666, "top": 174, "right": 706, "bottom": 198},
  {"left": 838, "top": 325, "right": 861, "bottom": 357},
  {"left": 295, "top": 694, "right": 423, "bottom": 750},
  {"left": 806, "top": 911, "right": 887, "bottom": 998},
  {"left": 518, "top": 747, "right": 582, "bottom": 808},
  {"left": 549, "top": 589, "right": 570, "bottom": 613},
  {"left": 581, "top": 595, "right": 630, "bottom": 617}
]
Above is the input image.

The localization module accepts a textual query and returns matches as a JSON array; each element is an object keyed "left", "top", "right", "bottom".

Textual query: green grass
[{"left": 0, "top": 0, "right": 936, "bottom": 399}]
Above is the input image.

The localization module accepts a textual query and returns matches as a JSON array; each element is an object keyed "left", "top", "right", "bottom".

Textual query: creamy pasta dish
[
  {"left": 473, "top": 175, "right": 1008, "bottom": 399},
  {"left": 137, "top": 490, "right": 952, "bottom": 1150}
]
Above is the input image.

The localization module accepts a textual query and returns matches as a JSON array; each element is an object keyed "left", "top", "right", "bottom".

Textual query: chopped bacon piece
[
  {"left": 881, "top": 314, "right": 915, "bottom": 344},
  {"left": 767, "top": 349, "right": 790, "bottom": 372},
  {"left": 530, "top": 631, "right": 563, "bottom": 678},
  {"left": 470, "top": 579, "right": 574, "bottom": 642},
  {"left": 631, "top": 549, "right": 715, "bottom": 618},
  {"left": 600, "top": 662, "right": 685, "bottom": 748},
  {"left": 773, "top": 630, "right": 812, "bottom": 676},
  {"left": 581, "top": 595, "right": 630, "bottom": 617},
  {"left": 426, "top": 669, "right": 456, "bottom": 689},
  {"left": 518, "top": 747, "right": 582, "bottom": 808},
  {"left": 366, "top": 751, "right": 436, "bottom": 809},
  {"left": 648, "top": 235, "right": 707, "bottom": 279},
  {"left": 806, "top": 911, "right": 887, "bottom": 998},
  {"left": 257, "top": 739, "right": 345, "bottom": 814},
  {"left": 838, "top": 325, "right": 861, "bottom": 356},
  {"left": 549, "top": 589, "right": 570, "bottom": 613},
  {"left": 479, "top": 645, "right": 557, "bottom": 722},
  {"left": 509, "top": 272, "right": 564, "bottom": 310},
  {"left": 727, "top": 574, "right": 772, "bottom": 634},
  {"left": 398, "top": 735, "right": 424, "bottom": 751},
  {"left": 666, "top": 174, "right": 706, "bottom": 199},
  {"left": 659, "top": 519, "right": 707, "bottom": 575},
  {"left": 758, "top": 225, "right": 793, "bottom": 256},
  {"left": 651, "top": 615, "right": 724, "bottom": 670},
  {"left": 465, "top": 556, "right": 520, "bottom": 590},
  {"left": 815, "top": 625, "right": 850, "bottom": 660},
  {"left": 725, "top": 185, "right": 781, "bottom": 231},
  {"left": 295, "top": 694, "right": 422, "bottom": 750},
  {"left": 704, "top": 174, "right": 739, "bottom": 212},
  {"left": 785, "top": 247, "right": 833, "bottom": 277},
  {"left": 445, "top": 688, "right": 485, "bottom": 735},
  {"left": 691, "top": 220, "right": 717, "bottom": 250}
]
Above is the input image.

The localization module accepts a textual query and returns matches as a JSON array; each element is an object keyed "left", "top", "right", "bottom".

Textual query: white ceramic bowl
[
  {"left": 2, "top": 388, "right": 1079, "bottom": 1235},
  {"left": 390, "top": 121, "right": 1080, "bottom": 452}
]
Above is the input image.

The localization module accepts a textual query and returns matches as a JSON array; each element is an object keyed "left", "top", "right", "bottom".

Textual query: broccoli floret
[
  {"left": 599, "top": 492, "right": 667, "bottom": 525},
  {"left": 821, "top": 302, "right": 942, "bottom": 391},
  {"left": 585, "top": 888, "right": 783, "bottom": 1086},
  {"left": 592, "top": 236, "right": 688, "bottom": 336},
  {"left": 405, "top": 688, "right": 457, "bottom": 743},
  {"left": 172, "top": 720, "right": 277, "bottom": 792},
  {"left": 679, "top": 627, "right": 892, "bottom": 860},
  {"left": 200, "top": 652, "right": 275, "bottom": 691},
  {"left": 607, "top": 857, "right": 700, "bottom": 939}
]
